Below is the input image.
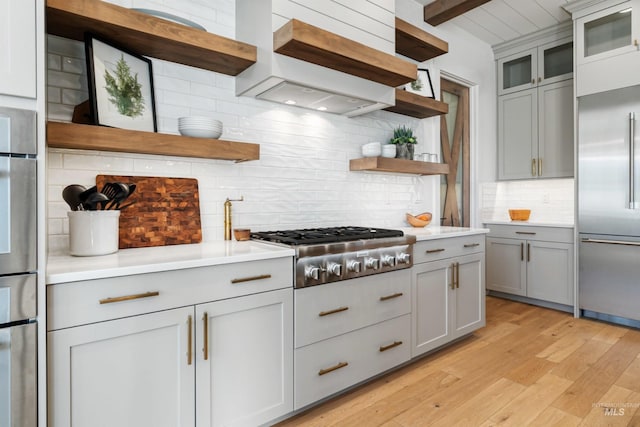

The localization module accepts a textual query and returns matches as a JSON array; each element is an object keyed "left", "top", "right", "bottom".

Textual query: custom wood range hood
[{"left": 235, "top": 0, "right": 417, "bottom": 117}]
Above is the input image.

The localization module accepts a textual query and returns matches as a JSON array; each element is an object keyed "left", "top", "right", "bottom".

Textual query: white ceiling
[{"left": 415, "top": 0, "right": 573, "bottom": 46}]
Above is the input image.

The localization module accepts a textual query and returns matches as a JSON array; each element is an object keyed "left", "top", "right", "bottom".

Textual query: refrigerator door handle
[
  {"left": 630, "top": 112, "right": 637, "bottom": 209},
  {"left": 581, "top": 238, "right": 640, "bottom": 247}
]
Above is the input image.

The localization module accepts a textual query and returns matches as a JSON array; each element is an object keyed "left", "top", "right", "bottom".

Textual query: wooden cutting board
[{"left": 96, "top": 175, "right": 202, "bottom": 249}]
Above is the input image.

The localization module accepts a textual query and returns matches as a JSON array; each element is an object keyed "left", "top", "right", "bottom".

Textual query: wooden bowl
[
  {"left": 508, "top": 209, "right": 531, "bottom": 221},
  {"left": 406, "top": 212, "right": 432, "bottom": 227},
  {"left": 233, "top": 228, "right": 251, "bottom": 241}
]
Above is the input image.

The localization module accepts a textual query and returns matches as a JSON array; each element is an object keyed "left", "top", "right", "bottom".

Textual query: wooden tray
[{"left": 96, "top": 175, "right": 202, "bottom": 249}]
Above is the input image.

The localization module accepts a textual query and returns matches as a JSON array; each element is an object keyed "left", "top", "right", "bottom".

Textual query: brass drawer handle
[
  {"left": 379, "top": 341, "right": 403, "bottom": 352},
  {"left": 319, "top": 306, "right": 349, "bottom": 317},
  {"left": 230, "top": 274, "right": 272, "bottom": 284},
  {"left": 426, "top": 248, "right": 445, "bottom": 254},
  {"left": 318, "top": 361, "right": 349, "bottom": 376},
  {"left": 99, "top": 291, "right": 160, "bottom": 304},
  {"left": 464, "top": 243, "right": 480, "bottom": 248},
  {"left": 380, "top": 292, "right": 403, "bottom": 302},
  {"left": 515, "top": 231, "right": 536, "bottom": 235}
]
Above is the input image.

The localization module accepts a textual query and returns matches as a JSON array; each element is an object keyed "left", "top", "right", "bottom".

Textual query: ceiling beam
[{"left": 424, "top": 0, "right": 492, "bottom": 26}]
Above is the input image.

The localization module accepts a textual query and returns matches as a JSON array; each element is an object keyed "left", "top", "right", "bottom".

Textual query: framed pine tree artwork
[{"left": 85, "top": 33, "right": 157, "bottom": 132}]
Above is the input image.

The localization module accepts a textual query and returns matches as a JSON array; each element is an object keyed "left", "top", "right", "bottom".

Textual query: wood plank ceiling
[{"left": 416, "top": 0, "right": 573, "bottom": 46}]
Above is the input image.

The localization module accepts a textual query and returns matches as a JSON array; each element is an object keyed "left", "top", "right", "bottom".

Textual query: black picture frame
[
  {"left": 405, "top": 68, "right": 435, "bottom": 99},
  {"left": 84, "top": 33, "right": 157, "bottom": 132}
]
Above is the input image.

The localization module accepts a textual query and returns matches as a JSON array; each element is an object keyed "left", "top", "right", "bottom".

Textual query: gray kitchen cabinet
[
  {"left": 486, "top": 224, "right": 574, "bottom": 307},
  {"left": 0, "top": 0, "right": 36, "bottom": 98},
  {"left": 495, "top": 29, "right": 574, "bottom": 180},
  {"left": 567, "top": 0, "right": 640, "bottom": 96},
  {"left": 47, "top": 257, "right": 294, "bottom": 427},
  {"left": 498, "top": 79, "right": 574, "bottom": 180},
  {"left": 412, "top": 235, "right": 485, "bottom": 358}
]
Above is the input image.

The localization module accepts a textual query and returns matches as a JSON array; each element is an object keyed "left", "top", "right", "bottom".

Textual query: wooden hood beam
[{"left": 424, "top": 0, "right": 491, "bottom": 26}]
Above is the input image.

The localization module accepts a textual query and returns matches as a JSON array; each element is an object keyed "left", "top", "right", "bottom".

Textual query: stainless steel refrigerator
[{"left": 578, "top": 85, "right": 640, "bottom": 327}]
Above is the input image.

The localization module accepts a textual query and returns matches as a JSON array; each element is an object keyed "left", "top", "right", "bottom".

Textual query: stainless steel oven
[{"left": 0, "top": 106, "right": 37, "bottom": 427}]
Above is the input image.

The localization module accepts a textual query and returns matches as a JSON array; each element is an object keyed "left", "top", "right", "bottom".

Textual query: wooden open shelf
[
  {"left": 47, "top": 122, "right": 260, "bottom": 162},
  {"left": 385, "top": 89, "right": 449, "bottom": 118},
  {"left": 349, "top": 157, "right": 449, "bottom": 175},
  {"left": 46, "top": 0, "right": 256, "bottom": 76},
  {"left": 395, "top": 18, "right": 448, "bottom": 62},
  {"left": 273, "top": 19, "right": 417, "bottom": 88}
]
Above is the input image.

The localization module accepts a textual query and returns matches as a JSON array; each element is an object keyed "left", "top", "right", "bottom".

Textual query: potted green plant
[{"left": 390, "top": 125, "right": 417, "bottom": 160}]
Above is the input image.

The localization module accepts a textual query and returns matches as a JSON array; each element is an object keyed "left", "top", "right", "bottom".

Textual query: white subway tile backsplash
[{"left": 48, "top": 54, "right": 62, "bottom": 71}]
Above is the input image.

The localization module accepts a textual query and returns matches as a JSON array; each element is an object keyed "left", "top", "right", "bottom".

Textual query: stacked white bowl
[{"left": 178, "top": 116, "right": 223, "bottom": 139}]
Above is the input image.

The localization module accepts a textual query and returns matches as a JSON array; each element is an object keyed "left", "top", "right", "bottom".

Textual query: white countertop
[
  {"left": 401, "top": 226, "right": 489, "bottom": 241},
  {"left": 483, "top": 221, "right": 574, "bottom": 228},
  {"left": 47, "top": 241, "right": 295, "bottom": 284}
]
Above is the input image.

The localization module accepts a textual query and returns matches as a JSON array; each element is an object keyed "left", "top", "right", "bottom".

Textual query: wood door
[{"left": 441, "top": 79, "right": 470, "bottom": 226}]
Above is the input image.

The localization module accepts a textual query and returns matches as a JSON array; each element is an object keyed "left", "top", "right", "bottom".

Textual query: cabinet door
[
  {"left": 575, "top": 0, "right": 640, "bottom": 95},
  {"left": 195, "top": 288, "right": 293, "bottom": 427},
  {"left": 527, "top": 241, "right": 574, "bottom": 305},
  {"left": 48, "top": 307, "right": 195, "bottom": 427},
  {"left": 486, "top": 237, "right": 527, "bottom": 296},
  {"left": 538, "top": 80, "right": 574, "bottom": 178},
  {"left": 0, "top": 0, "right": 36, "bottom": 98},
  {"left": 412, "top": 259, "right": 453, "bottom": 357},
  {"left": 498, "top": 89, "right": 538, "bottom": 180},
  {"left": 538, "top": 38, "right": 573, "bottom": 85},
  {"left": 497, "top": 48, "right": 537, "bottom": 96},
  {"left": 452, "top": 253, "right": 485, "bottom": 339}
]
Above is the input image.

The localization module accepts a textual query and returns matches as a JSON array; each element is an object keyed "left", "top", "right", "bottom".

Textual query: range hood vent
[{"left": 236, "top": 2, "right": 417, "bottom": 117}]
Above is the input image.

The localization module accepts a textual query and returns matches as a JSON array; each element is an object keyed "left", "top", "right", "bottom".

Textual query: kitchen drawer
[
  {"left": 294, "top": 269, "right": 410, "bottom": 348},
  {"left": 294, "top": 314, "right": 410, "bottom": 410},
  {"left": 47, "top": 257, "right": 293, "bottom": 331},
  {"left": 485, "top": 224, "right": 573, "bottom": 243},
  {"left": 413, "top": 235, "right": 485, "bottom": 265}
]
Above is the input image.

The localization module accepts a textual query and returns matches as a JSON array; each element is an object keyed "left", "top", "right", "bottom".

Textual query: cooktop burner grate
[{"left": 251, "top": 226, "right": 404, "bottom": 245}]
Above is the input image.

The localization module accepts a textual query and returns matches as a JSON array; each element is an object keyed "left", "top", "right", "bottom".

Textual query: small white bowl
[
  {"left": 179, "top": 128, "right": 222, "bottom": 138},
  {"left": 362, "top": 142, "right": 382, "bottom": 157},
  {"left": 382, "top": 144, "right": 396, "bottom": 158}
]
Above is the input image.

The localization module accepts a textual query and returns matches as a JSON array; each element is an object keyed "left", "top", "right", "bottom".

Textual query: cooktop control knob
[
  {"left": 381, "top": 254, "right": 396, "bottom": 267},
  {"left": 305, "top": 265, "right": 320, "bottom": 280},
  {"left": 364, "top": 257, "right": 379, "bottom": 270},
  {"left": 327, "top": 262, "right": 342, "bottom": 277},
  {"left": 397, "top": 253, "right": 411, "bottom": 264},
  {"left": 346, "top": 259, "right": 362, "bottom": 273}
]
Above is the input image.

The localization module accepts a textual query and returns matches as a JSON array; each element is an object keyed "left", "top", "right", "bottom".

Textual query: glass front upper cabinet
[
  {"left": 577, "top": 1, "right": 638, "bottom": 64},
  {"left": 497, "top": 37, "right": 573, "bottom": 96}
]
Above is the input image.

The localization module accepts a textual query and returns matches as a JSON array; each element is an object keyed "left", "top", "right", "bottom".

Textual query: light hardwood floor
[{"left": 276, "top": 296, "right": 640, "bottom": 426}]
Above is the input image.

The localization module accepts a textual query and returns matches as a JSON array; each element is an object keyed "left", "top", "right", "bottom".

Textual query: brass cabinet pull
[
  {"left": 187, "top": 315, "right": 193, "bottom": 366},
  {"left": 464, "top": 243, "right": 480, "bottom": 248},
  {"left": 450, "top": 263, "right": 456, "bottom": 290},
  {"left": 527, "top": 243, "right": 531, "bottom": 262},
  {"left": 231, "top": 274, "right": 272, "bottom": 284},
  {"left": 532, "top": 158, "right": 537, "bottom": 176},
  {"left": 538, "top": 77, "right": 542, "bottom": 83},
  {"left": 538, "top": 157, "right": 543, "bottom": 176},
  {"left": 319, "top": 306, "right": 349, "bottom": 317},
  {"left": 380, "top": 292, "right": 403, "bottom": 302},
  {"left": 520, "top": 242, "right": 524, "bottom": 261},
  {"left": 515, "top": 231, "right": 536, "bottom": 235},
  {"left": 531, "top": 78, "right": 535, "bottom": 84},
  {"left": 379, "top": 341, "right": 403, "bottom": 352},
  {"left": 203, "top": 312, "right": 209, "bottom": 361},
  {"left": 318, "top": 361, "right": 348, "bottom": 376},
  {"left": 426, "top": 248, "right": 445, "bottom": 254},
  {"left": 99, "top": 291, "right": 159, "bottom": 304},
  {"left": 456, "top": 262, "right": 460, "bottom": 289}
]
